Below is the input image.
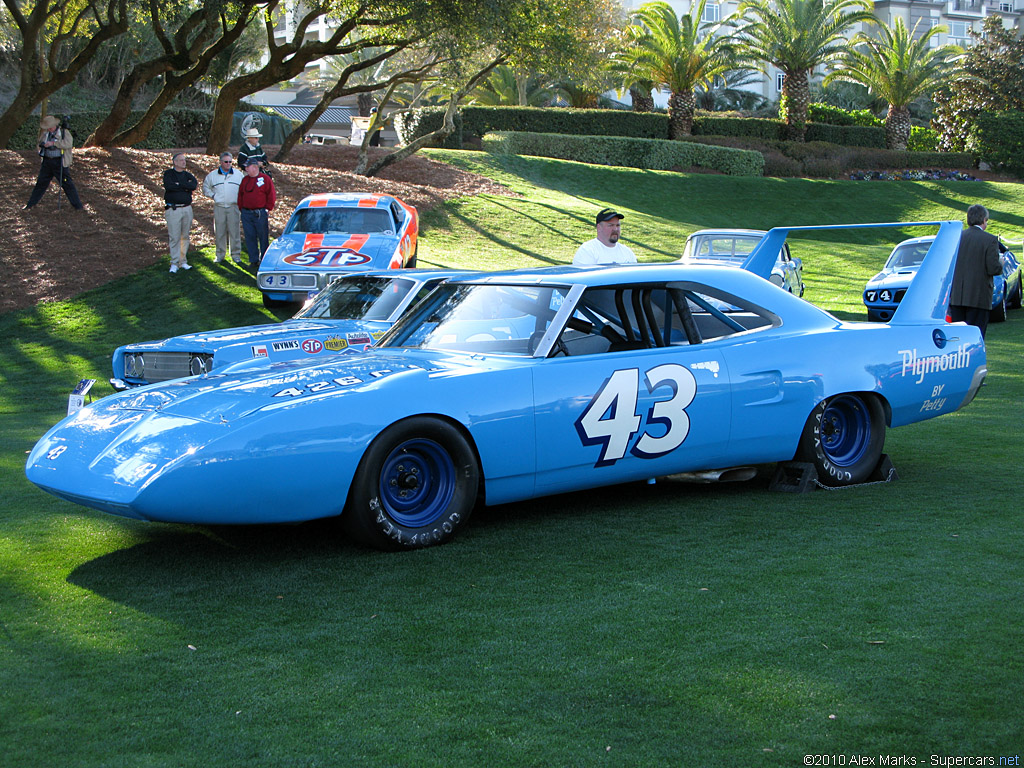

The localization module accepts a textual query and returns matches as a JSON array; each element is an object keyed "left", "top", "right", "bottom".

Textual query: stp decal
[
  {"left": 575, "top": 364, "right": 697, "bottom": 467},
  {"left": 301, "top": 339, "right": 324, "bottom": 354},
  {"left": 284, "top": 248, "right": 371, "bottom": 268}
]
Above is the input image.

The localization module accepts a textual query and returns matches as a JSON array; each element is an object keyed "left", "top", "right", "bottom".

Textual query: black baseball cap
[
  {"left": 245, "top": 157, "right": 262, "bottom": 166},
  {"left": 596, "top": 208, "right": 624, "bottom": 225}
]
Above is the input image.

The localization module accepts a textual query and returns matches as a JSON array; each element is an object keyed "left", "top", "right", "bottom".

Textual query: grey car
[{"left": 679, "top": 228, "right": 805, "bottom": 297}]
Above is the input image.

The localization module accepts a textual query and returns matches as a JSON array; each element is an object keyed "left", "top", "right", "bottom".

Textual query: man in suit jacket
[{"left": 949, "top": 204, "right": 1003, "bottom": 338}]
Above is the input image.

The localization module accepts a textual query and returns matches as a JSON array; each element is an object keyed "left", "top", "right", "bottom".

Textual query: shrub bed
[
  {"left": 483, "top": 131, "right": 763, "bottom": 176},
  {"left": 8, "top": 109, "right": 215, "bottom": 150}
]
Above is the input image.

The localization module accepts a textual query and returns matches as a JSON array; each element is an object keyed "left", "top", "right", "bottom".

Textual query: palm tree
[
  {"left": 469, "top": 65, "right": 556, "bottom": 107},
  {"left": 736, "top": 0, "right": 876, "bottom": 140},
  {"left": 824, "top": 18, "right": 961, "bottom": 150},
  {"left": 615, "top": 0, "right": 737, "bottom": 138}
]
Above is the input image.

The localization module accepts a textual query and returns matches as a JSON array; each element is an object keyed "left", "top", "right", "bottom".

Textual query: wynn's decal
[
  {"left": 271, "top": 340, "right": 300, "bottom": 352},
  {"left": 575, "top": 364, "right": 697, "bottom": 467},
  {"left": 899, "top": 345, "right": 970, "bottom": 384}
]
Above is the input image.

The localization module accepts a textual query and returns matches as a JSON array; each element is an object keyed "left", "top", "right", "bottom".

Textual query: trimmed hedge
[
  {"left": 483, "top": 131, "right": 764, "bottom": 176},
  {"left": 808, "top": 103, "right": 883, "bottom": 127},
  {"left": 397, "top": 106, "right": 671, "bottom": 147},
  {"left": 683, "top": 134, "right": 973, "bottom": 177},
  {"left": 692, "top": 116, "right": 785, "bottom": 140},
  {"left": 804, "top": 122, "right": 885, "bottom": 148},
  {"left": 7, "top": 109, "right": 214, "bottom": 150},
  {"left": 969, "top": 110, "right": 1024, "bottom": 175}
]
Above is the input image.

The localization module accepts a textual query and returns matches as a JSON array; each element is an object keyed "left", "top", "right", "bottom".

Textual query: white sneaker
[
  {"left": 215, "top": 258, "right": 224, "bottom": 263},
  {"left": 169, "top": 264, "right": 179, "bottom": 274},
  {"left": 181, "top": 263, "right": 192, "bottom": 270}
]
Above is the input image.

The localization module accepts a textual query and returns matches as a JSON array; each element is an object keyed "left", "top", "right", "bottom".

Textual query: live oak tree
[
  {"left": 84, "top": 0, "right": 261, "bottom": 147},
  {"left": 0, "top": 0, "right": 130, "bottom": 148}
]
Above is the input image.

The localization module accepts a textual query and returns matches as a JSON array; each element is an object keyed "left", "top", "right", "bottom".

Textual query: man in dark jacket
[
  {"left": 237, "top": 157, "right": 276, "bottom": 268},
  {"left": 162, "top": 152, "right": 198, "bottom": 273},
  {"left": 949, "top": 204, "right": 1004, "bottom": 338}
]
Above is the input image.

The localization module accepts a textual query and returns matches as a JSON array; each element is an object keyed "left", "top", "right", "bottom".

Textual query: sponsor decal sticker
[
  {"left": 898, "top": 345, "right": 970, "bottom": 385},
  {"left": 283, "top": 248, "right": 372, "bottom": 268},
  {"left": 271, "top": 340, "right": 301, "bottom": 352},
  {"left": 252, "top": 344, "right": 268, "bottom": 358},
  {"left": 324, "top": 336, "right": 349, "bottom": 352},
  {"left": 347, "top": 332, "right": 373, "bottom": 345},
  {"left": 301, "top": 338, "right": 324, "bottom": 354},
  {"left": 370, "top": 331, "right": 386, "bottom": 341}
]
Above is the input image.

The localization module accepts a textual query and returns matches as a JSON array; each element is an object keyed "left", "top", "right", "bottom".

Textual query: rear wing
[{"left": 742, "top": 221, "right": 962, "bottom": 324}]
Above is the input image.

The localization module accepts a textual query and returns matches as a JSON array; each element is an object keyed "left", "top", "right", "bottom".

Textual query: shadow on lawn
[{"left": 0, "top": 261, "right": 283, "bottom": 414}]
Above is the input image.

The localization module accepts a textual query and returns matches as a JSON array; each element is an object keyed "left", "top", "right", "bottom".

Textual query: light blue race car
[
  {"left": 863, "top": 235, "right": 1023, "bottom": 322},
  {"left": 111, "top": 270, "right": 467, "bottom": 389},
  {"left": 26, "top": 222, "right": 987, "bottom": 550},
  {"left": 257, "top": 193, "right": 419, "bottom": 306}
]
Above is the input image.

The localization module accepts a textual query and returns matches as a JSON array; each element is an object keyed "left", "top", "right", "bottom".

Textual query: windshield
[
  {"left": 383, "top": 283, "right": 570, "bottom": 355},
  {"left": 885, "top": 242, "right": 929, "bottom": 270},
  {"left": 285, "top": 207, "right": 395, "bottom": 235},
  {"left": 296, "top": 275, "right": 417, "bottom": 321}
]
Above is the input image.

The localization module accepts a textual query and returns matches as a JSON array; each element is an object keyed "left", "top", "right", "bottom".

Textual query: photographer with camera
[{"left": 23, "top": 115, "right": 84, "bottom": 211}]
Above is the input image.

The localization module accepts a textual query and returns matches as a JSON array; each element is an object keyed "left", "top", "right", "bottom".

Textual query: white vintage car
[{"left": 679, "top": 228, "right": 805, "bottom": 297}]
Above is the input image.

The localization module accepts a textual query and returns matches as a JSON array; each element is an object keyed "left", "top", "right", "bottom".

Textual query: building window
[
  {"left": 702, "top": 3, "right": 720, "bottom": 22},
  {"left": 776, "top": 72, "right": 785, "bottom": 92},
  {"left": 999, "top": 1, "right": 1012, "bottom": 12},
  {"left": 949, "top": 20, "right": 970, "bottom": 38}
]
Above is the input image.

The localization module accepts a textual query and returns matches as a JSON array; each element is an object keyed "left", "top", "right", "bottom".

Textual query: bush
[
  {"left": 692, "top": 115, "right": 785, "bottom": 140},
  {"left": 969, "top": 110, "right": 1024, "bottom": 175},
  {"left": 393, "top": 108, "right": 463, "bottom": 149},
  {"left": 397, "top": 105, "right": 670, "bottom": 147},
  {"left": 684, "top": 133, "right": 973, "bottom": 177},
  {"left": 808, "top": 103, "right": 883, "bottom": 127},
  {"left": 804, "top": 122, "right": 885, "bottom": 147},
  {"left": 7, "top": 109, "right": 215, "bottom": 150},
  {"left": 907, "top": 126, "right": 939, "bottom": 152},
  {"left": 483, "top": 131, "right": 763, "bottom": 176}
]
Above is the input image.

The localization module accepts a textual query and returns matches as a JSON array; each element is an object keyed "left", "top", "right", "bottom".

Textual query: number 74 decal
[{"left": 574, "top": 364, "right": 697, "bottom": 467}]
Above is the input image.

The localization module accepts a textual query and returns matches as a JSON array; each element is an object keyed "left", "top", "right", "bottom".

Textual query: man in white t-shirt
[{"left": 573, "top": 208, "right": 638, "bottom": 266}]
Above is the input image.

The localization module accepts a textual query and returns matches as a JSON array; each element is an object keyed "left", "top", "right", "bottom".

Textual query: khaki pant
[
  {"left": 165, "top": 205, "right": 193, "bottom": 267},
  {"left": 213, "top": 204, "right": 241, "bottom": 262}
]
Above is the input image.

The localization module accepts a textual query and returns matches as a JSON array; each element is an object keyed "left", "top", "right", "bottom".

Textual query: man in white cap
[
  {"left": 237, "top": 127, "right": 267, "bottom": 172},
  {"left": 573, "top": 208, "right": 637, "bottom": 266}
]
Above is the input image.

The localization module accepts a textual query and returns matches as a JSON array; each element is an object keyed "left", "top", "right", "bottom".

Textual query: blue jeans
[{"left": 241, "top": 208, "right": 269, "bottom": 265}]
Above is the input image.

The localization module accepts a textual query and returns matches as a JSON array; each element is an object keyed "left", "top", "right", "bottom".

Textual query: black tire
[
  {"left": 1011, "top": 276, "right": 1023, "bottom": 310},
  {"left": 990, "top": 289, "right": 1007, "bottom": 323},
  {"left": 796, "top": 394, "right": 885, "bottom": 486},
  {"left": 406, "top": 243, "right": 418, "bottom": 269},
  {"left": 344, "top": 417, "right": 478, "bottom": 550}
]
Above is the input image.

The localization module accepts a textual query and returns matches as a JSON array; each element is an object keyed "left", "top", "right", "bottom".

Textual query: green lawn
[{"left": 2, "top": 154, "right": 1022, "bottom": 766}]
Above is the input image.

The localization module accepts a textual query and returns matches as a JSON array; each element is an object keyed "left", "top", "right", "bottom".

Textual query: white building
[{"left": 621, "top": 0, "right": 1024, "bottom": 107}]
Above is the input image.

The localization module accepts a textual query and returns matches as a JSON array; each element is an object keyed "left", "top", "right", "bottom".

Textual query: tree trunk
[
  {"left": 0, "top": 0, "right": 129, "bottom": 149},
  {"left": 885, "top": 104, "right": 911, "bottom": 151},
  {"left": 85, "top": 60, "right": 172, "bottom": 146},
  {"left": 357, "top": 93, "right": 375, "bottom": 117},
  {"left": 667, "top": 90, "right": 695, "bottom": 139},
  {"left": 359, "top": 54, "right": 505, "bottom": 177},
  {"left": 102, "top": 3, "right": 257, "bottom": 148},
  {"left": 630, "top": 86, "right": 654, "bottom": 113},
  {"left": 781, "top": 69, "right": 810, "bottom": 142}
]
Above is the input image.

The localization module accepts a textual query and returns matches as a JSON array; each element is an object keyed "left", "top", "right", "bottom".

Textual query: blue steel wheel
[
  {"left": 797, "top": 394, "right": 885, "bottom": 486},
  {"left": 344, "top": 417, "right": 479, "bottom": 550}
]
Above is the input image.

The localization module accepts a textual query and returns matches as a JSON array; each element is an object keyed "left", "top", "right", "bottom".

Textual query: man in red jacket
[{"left": 237, "top": 157, "right": 276, "bottom": 268}]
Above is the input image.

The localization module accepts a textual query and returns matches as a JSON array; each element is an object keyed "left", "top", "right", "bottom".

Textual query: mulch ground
[{"left": 0, "top": 145, "right": 515, "bottom": 314}]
